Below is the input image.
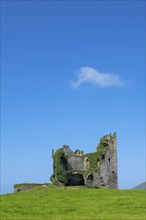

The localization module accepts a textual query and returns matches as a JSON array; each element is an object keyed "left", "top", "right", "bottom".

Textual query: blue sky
[{"left": 1, "top": 0, "right": 145, "bottom": 194}]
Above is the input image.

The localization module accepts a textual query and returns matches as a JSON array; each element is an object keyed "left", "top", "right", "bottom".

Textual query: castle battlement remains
[{"left": 51, "top": 132, "right": 118, "bottom": 188}]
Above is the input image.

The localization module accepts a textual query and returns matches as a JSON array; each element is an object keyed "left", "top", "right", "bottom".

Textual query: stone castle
[{"left": 51, "top": 132, "right": 118, "bottom": 188}]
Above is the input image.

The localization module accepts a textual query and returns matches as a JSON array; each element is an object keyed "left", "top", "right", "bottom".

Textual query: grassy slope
[
  {"left": 133, "top": 182, "right": 146, "bottom": 190},
  {"left": 1, "top": 185, "right": 146, "bottom": 220}
]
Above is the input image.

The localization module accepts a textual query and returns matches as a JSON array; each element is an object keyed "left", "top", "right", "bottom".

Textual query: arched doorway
[{"left": 68, "top": 173, "right": 85, "bottom": 186}]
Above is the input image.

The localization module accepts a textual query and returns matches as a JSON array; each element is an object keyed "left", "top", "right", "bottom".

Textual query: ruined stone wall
[
  {"left": 14, "top": 184, "right": 43, "bottom": 193},
  {"left": 67, "top": 155, "right": 84, "bottom": 170},
  {"left": 51, "top": 132, "right": 118, "bottom": 189},
  {"left": 102, "top": 133, "right": 117, "bottom": 188},
  {"left": 85, "top": 133, "right": 118, "bottom": 188}
]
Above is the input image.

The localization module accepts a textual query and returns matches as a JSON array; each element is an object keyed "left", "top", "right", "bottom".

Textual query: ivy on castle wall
[
  {"left": 85, "top": 135, "right": 109, "bottom": 171},
  {"left": 52, "top": 148, "right": 69, "bottom": 185},
  {"left": 51, "top": 135, "right": 110, "bottom": 185}
]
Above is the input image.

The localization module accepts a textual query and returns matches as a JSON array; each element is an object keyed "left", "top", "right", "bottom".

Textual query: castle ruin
[{"left": 51, "top": 132, "right": 118, "bottom": 188}]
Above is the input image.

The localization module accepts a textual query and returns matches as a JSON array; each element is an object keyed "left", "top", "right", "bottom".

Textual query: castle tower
[
  {"left": 50, "top": 132, "right": 118, "bottom": 188},
  {"left": 95, "top": 132, "right": 118, "bottom": 188}
]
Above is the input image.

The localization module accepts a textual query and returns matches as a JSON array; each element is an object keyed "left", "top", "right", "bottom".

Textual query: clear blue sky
[{"left": 1, "top": 0, "right": 145, "bottom": 194}]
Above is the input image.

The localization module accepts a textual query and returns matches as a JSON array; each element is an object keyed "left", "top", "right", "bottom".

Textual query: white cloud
[{"left": 70, "top": 66, "right": 124, "bottom": 89}]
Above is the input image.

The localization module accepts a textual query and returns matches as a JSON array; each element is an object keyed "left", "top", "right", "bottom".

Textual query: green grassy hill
[
  {"left": 1, "top": 185, "right": 146, "bottom": 220},
  {"left": 132, "top": 182, "right": 146, "bottom": 190}
]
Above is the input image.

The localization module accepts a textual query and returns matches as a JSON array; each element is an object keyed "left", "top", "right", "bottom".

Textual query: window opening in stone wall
[
  {"left": 101, "top": 155, "right": 105, "bottom": 160},
  {"left": 86, "top": 174, "right": 94, "bottom": 186},
  {"left": 108, "top": 158, "right": 111, "bottom": 162}
]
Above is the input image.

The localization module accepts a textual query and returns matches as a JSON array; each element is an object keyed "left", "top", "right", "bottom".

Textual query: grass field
[{"left": 1, "top": 185, "right": 146, "bottom": 220}]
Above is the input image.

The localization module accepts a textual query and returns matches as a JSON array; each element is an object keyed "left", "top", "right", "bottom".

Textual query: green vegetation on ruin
[
  {"left": 51, "top": 148, "right": 69, "bottom": 185},
  {"left": 84, "top": 137, "right": 108, "bottom": 170},
  {"left": 51, "top": 136, "right": 109, "bottom": 185},
  {"left": 14, "top": 183, "right": 43, "bottom": 189},
  {"left": 1, "top": 185, "right": 145, "bottom": 220},
  {"left": 84, "top": 151, "right": 99, "bottom": 170}
]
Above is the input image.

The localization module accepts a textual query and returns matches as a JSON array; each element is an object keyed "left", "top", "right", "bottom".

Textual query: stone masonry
[{"left": 51, "top": 132, "right": 118, "bottom": 188}]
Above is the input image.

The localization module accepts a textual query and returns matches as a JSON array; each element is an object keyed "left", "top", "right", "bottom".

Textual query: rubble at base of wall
[{"left": 13, "top": 183, "right": 49, "bottom": 193}]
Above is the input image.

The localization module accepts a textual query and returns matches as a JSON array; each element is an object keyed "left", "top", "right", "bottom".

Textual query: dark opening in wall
[
  {"left": 86, "top": 174, "right": 94, "bottom": 185},
  {"left": 108, "top": 158, "right": 111, "bottom": 162},
  {"left": 68, "top": 174, "right": 85, "bottom": 186},
  {"left": 112, "top": 171, "right": 115, "bottom": 174},
  {"left": 101, "top": 155, "right": 105, "bottom": 160}
]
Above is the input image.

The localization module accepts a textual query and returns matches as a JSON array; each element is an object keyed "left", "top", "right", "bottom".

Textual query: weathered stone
[
  {"left": 51, "top": 132, "right": 118, "bottom": 188},
  {"left": 63, "top": 145, "right": 74, "bottom": 155},
  {"left": 13, "top": 184, "right": 43, "bottom": 193}
]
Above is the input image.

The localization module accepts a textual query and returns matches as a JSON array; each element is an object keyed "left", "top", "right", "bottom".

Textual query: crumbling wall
[
  {"left": 67, "top": 155, "right": 84, "bottom": 170},
  {"left": 14, "top": 184, "right": 43, "bottom": 193},
  {"left": 51, "top": 132, "right": 118, "bottom": 189}
]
